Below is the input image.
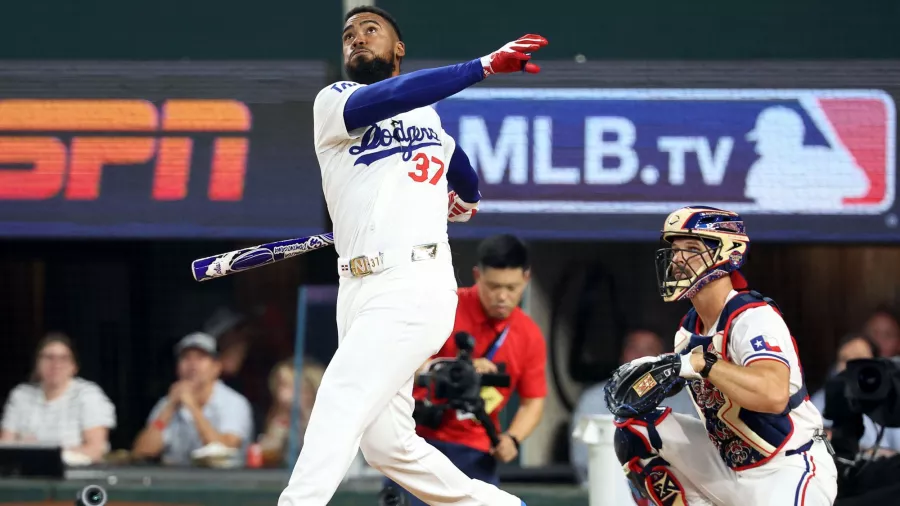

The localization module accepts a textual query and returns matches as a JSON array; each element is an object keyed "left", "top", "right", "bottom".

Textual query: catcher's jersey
[
  {"left": 675, "top": 289, "right": 824, "bottom": 470},
  {"left": 313, "top": 81, "right": 456, "bottom": 259}
]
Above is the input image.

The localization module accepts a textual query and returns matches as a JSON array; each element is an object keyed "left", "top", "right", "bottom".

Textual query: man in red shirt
[{"left": 381, "top": 234, "right": 547, "bottom": 506}]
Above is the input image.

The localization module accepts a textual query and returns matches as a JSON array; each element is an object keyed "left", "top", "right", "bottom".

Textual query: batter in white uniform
[
  {"left": 611, "top": 206, "right": 839, "bottom": 505},
  {"left": 277, "top": 6, "right": 547, "bottom": 506}
]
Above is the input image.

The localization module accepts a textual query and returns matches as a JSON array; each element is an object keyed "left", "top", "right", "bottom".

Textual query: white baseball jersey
[
  {"left": 312, "top": 81, "right": 457, "bottom": 259},
  {"left": 676, "top": 289, "right": 824, "bottom": 469}
]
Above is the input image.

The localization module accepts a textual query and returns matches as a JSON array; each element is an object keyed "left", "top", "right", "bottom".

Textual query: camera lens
[
  {"left": 857, "top": 366, "right": 883, "bottom": 394},
  {"left": 79, "top": 485, "right": 107, "bottom": 506}
]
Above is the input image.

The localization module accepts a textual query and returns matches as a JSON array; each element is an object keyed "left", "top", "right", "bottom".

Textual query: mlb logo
[{"left": 741, "top": 91, "right": 896, "bottom": 214}]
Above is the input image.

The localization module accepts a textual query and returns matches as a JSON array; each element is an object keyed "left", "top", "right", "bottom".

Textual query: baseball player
[
  {"left": 604, "top": 206, "right": 838, "bottom": 505},
  {"left": 276, "top": 6, "right": 547, "bottom": 506}
]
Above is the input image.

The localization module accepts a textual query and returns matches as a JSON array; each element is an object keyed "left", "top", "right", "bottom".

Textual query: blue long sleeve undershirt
[
  {"left": 343, "top": 58, "right": 484, "bottom": 132},
  {"left": 343, "top": 59, "right": 484, "bottom": 203},
  {"left": 447, "top": 144, "right": 480, "bottom": 203}
]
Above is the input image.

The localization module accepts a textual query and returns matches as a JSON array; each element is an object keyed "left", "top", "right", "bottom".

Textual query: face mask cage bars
[{"left": 655, "top": 243, "right": 718, "bottom": 298}]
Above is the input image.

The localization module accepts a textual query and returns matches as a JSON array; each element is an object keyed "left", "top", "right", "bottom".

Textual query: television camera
[
  {"left": 413, "top": 331, "right": 511, "bottom": 447},
  {"left": 824, "top": 357, "right": 900, "bottom": 503}
]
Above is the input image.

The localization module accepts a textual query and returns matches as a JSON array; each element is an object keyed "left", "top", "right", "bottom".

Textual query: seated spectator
[
  {"left": 569, "top": 329, "right": 697, "bottom": 485},
  {"left": 257, "top": 357, "right": 326, "bottom": 467},
  {"left": 206, "top": 308, "right": 250, "bottom": 395},
  {"left": 206, "top": 306, "right": 287, "bottom": 433},
  {"left": 811, "top": 332, "right": 900, "bottom": 454},
  {"left": 863, "top": 305, "right": 900, "bottom": 358},
  {"left": 0, "top": 332, "right": 116, "bottom": 464},
  {"left": 131, "top": 332, "right": 254, "bottom": 467}
]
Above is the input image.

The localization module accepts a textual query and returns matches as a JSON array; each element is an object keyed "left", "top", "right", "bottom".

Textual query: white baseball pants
[
  {"left": 277, "top": 250, "right": 522, "bottom": 506},
  {"left": 628, "top": 412, "right": 838, "bottom": 505}
]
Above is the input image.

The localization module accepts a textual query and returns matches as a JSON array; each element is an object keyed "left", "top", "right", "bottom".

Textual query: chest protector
[{"left": 678, "top": 290, "right": 809, "bottom": 471}]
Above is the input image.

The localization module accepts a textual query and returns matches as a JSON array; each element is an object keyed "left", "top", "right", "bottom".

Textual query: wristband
[
  {"left": 506, "top": 433, "right": 520, "bottom": 450},
  {"left": 700, "top": 352, "right": 719, "bottom": 379},
  {"left": 152, "top": 418, "right": 166, "bottom": 431}
]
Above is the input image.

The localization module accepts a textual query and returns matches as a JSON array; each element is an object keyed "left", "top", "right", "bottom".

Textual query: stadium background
[{"left": 0, "top": 0, "right": 898, "bottom": 504}]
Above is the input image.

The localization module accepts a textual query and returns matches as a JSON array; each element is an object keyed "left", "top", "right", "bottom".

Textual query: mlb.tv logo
[{"left": 439, "top": 88, "right": 896, "bottom": 215}]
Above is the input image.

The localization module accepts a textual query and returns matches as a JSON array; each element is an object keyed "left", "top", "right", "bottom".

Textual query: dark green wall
[
  {"left": 0, "top": 1, "right": 897, "bottom": 60},
  {"left": 0, "top": 1, "right": 342, "bottom": 60},
  {"left": 381, "top": 0, "right": 900, "bottom": 60}
]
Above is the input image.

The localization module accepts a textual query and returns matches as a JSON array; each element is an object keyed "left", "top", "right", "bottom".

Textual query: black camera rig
[
  {"left": 824, "top": 357, "right": 900, "bottom": 503},
  {"left": 413, "top": 331, "right": 511, "bottom": 447}
]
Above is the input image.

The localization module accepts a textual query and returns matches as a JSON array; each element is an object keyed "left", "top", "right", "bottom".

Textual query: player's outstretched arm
[{"left": 343, "top": 34, "right": 548, "bottom": 132}]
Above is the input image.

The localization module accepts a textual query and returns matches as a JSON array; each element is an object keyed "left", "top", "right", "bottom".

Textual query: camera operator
[
  {"left": 822, "top": 344, "right": 900, "bottom": 503},
  {"left": 811, "top": 333, "right": 900, "bottom": 454},
  {"left": 382, "top": 235, "right": 546, "bottom": 505}
]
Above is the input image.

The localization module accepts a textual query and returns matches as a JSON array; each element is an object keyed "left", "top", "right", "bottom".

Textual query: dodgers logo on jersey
[
  {"left": 349, "top": 119, "right": 442, "bottom": 166},
  {"left": 435, "top": 89, "right": 896, "bottom": 215}
]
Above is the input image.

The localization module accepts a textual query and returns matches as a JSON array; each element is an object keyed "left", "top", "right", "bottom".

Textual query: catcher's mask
[{"left": 655, "top": 206, "right": 749, "bottom": 302}]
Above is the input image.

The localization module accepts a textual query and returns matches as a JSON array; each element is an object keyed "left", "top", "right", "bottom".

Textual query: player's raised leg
[
  {"left": 278, "top": 261, "right": 522, "bottom": 506},
  {"left": 614, "top": 408, "right": 738, "bottom": 505},
  {"left": 277, "top": 264, "right": 453, "bottom": 505}
]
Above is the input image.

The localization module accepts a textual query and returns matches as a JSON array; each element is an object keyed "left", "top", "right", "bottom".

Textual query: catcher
[{"left": 604, "top": 206, "right": 838, "bottom": 505}]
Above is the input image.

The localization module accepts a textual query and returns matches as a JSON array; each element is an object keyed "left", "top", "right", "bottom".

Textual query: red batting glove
[
  {"left": 448, "top": 191, "right": 479, "bottom": 222},
  {"left": 480, "top": 34, "right": 549, "bottom": 77}
]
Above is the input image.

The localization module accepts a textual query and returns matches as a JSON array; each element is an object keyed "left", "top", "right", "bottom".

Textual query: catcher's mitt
[{"left": 603, "top": 354, "right": 686, "bottom": 418}]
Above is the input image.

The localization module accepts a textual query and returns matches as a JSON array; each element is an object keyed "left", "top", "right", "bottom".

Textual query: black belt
[{"left": 785, "top": 440, "right": 814, "bottom": 456}]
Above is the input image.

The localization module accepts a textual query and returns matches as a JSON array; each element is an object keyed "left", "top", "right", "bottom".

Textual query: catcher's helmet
[{"left": 655, "top": 206, "right": 749, "bottom": 302}]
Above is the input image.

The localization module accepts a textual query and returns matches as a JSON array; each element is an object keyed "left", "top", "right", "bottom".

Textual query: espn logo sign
[{"left": 0, "top": 99, "right": 251, "bottom": 200}]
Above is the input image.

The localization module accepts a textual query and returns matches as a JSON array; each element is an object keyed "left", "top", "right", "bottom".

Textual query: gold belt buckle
[{"left": 349, "top": 255, "right": 373, "bottom": 277}]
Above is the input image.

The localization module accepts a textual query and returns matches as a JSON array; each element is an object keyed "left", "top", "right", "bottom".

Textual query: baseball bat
[{"left": 191, "top": 232, "right": 335, "bottom": 282}]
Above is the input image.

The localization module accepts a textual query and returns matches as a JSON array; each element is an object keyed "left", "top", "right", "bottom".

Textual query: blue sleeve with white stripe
[{"left": 343, "top": 59, "right": 484, "bottom": 132}]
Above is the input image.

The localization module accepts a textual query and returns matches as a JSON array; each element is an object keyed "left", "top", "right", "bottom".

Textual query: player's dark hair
[
  {"left": 344, "top": 6, "right": 403, "bottom": 42},
  {"left": 30, "top": 331, "right": 79, "bottom": 382},
  {"left": 477, "top": 234, "right": 530, "bottom": 271}
]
